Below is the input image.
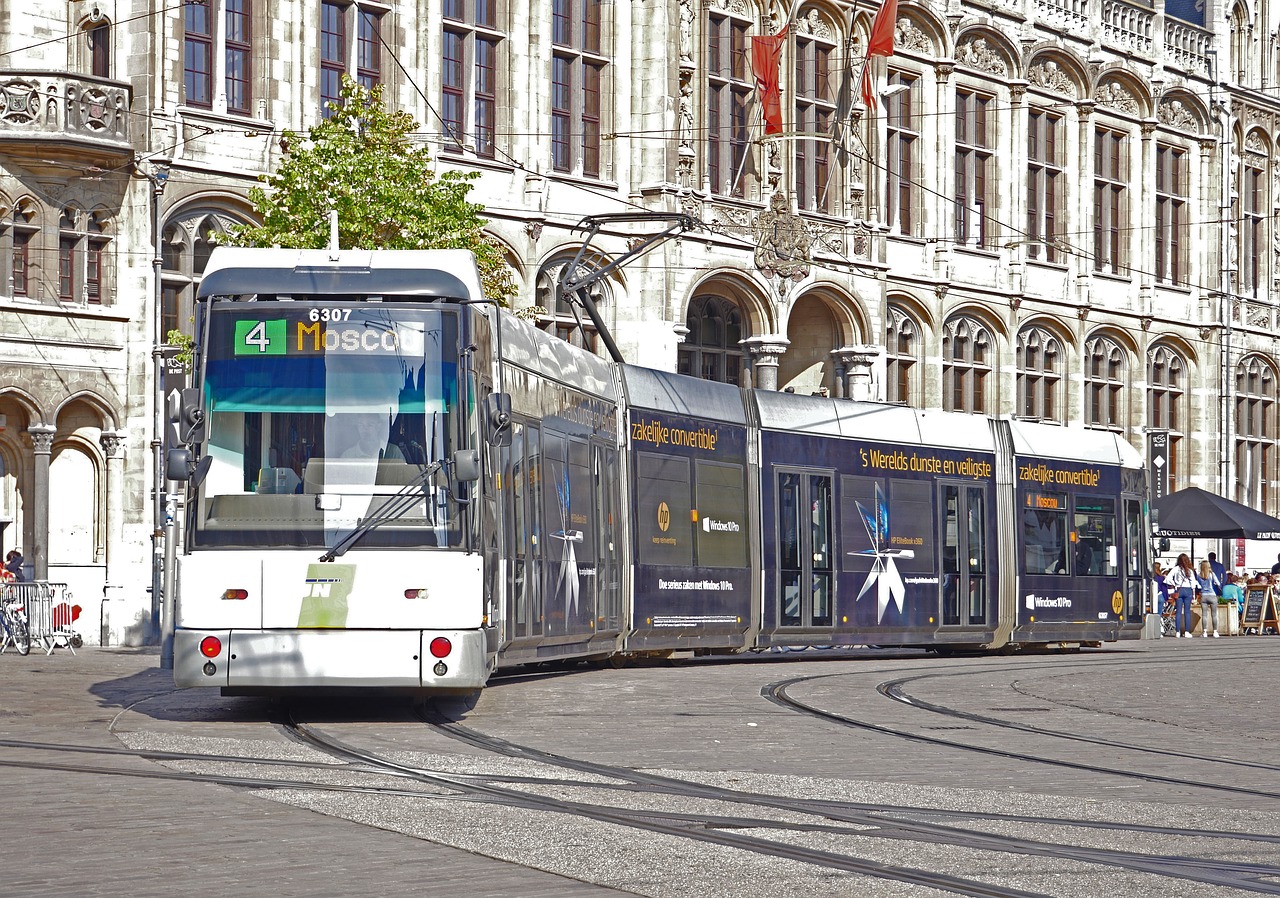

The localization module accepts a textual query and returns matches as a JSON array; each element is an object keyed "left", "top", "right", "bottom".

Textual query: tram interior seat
[{"left": 302, "top": 458, "right": 421, "bottom": 492}]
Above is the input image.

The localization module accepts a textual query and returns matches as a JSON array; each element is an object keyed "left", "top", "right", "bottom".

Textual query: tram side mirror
[
  {"left": 483, "top": 392, "right": 511, "bottom": 447},
  {"left": 452, "top": 449, "right": 481, "bottom": 484},
  {"left": 166, "top": 447, "right": 192, "bottom": 481},
  {"left": 169, "top": 387, "right": 206, "bottom": 444}
]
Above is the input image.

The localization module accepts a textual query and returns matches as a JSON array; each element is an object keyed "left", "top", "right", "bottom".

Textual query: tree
[{"left": 226, "top": 77, "right": 516, "bottom": 303}]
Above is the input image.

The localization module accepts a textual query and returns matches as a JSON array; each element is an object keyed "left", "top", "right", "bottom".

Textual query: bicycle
[{"left": 1, "top": 587, "right": 31, "bottom": 656}]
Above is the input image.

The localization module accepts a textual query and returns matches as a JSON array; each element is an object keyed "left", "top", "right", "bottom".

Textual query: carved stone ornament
[
  {"left": 1246, "top": 132, "right": 1268, "bottom": 156},
  {"left": 710, "top": 0, "right": 750, "bottom": 15},
  {"left": 796, "top": 8, "right": 833, "bottom": 40},
  {"left": 895, "top": 18, "right": 932, "bottom": 55},
  {"left": 1156, "top": 99, "right": 1199, "bottom": 132},
  {"left": 99, "top": 432, "right": 125, "bottom": 457},
  {"left": 753, "top": 192, "right": 812, "bottom": 281},
  {"left": 955, "top": 37, "right": 1008, "bottom": 76},
  {"left": 1027, "top": 60, "right": 1077, "bottom": 98},
  {"left": 1093, "top": 81, "right": 1139, "bottom": 115}
]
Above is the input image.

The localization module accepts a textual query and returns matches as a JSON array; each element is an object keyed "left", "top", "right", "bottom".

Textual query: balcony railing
[
  {"left": 0, "top": 72, "right": 131, "bottom": 164},
  {"left": 1033, "top": 0, "right": 1092, "bottom": 35},
  {"left": 1103, "top": 0, "right": 1155, "bottom": 58},
  {"left": 1164, "top": 19, "right": 1210, "bottom": 77}
]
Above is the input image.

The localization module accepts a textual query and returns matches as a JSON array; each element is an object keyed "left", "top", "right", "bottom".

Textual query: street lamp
[{"left": 135, "top": 159, "right": 170, "bottom": 663}]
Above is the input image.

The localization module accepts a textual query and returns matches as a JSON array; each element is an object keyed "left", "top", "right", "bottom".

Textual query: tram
[{"left": 168, "top": 248, "right": 1149, "bottom": 693}]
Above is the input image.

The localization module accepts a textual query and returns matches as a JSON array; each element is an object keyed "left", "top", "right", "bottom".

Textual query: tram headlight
[
  {"left": 433, "top": 661, "right": 448, "bottom": 676},
  {"left": 429, "top": 636, "right": 452, "bottom": 658}
]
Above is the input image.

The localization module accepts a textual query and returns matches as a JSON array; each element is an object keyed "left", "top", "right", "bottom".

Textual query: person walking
[
  {"left": 1165, "top": 554, "right": 1198, "bottom": 638},
  {"left": 1196, "top": 559, "right": 1221, "bottom": 637}
]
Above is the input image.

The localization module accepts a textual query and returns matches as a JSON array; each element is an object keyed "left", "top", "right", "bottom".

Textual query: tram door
[
  {"left": 940, "top": 482, "right": 987, "bottom": 626},
  {"left": 594, "top": 442, "right": 621, "bottom": 630},
  {"left": 777, "top": 470, "right": 834, "bottom": 628},
  {"left": 1123, "top": 497, "right": 1146, "bottom": 621},
  {"left": 505, "top": 421, "right": 543, "bottom": 642}
]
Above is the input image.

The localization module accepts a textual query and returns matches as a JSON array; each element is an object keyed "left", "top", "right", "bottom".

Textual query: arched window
[
  {"left": 1148, "top": 344, "right": 1186, "bottom": 493},
  {"left": 679, "top": 294, "right": 749, "bottom": 386},
  {"left": 87, "top": 21, "right": 110, "bottom": 78},
  {"left": 534, "top": 255, "right": 606, "bottom": 352},
  {"left": 1016, "top": 325, "right": 1061, "bottom": 422},
  {"left": 1235, "top": 355, "right": 1277, "bottom": 513},
  {"left": 160, "top": 211, "right": 244, "bottom": 340},
  {"left": 942, "top": 315, "right": 991, "bottom": 414},
  {"left": 1085, "top": 335, "right": 1126, "bottom": 431},
  {"left": 884, "top": 306, "right": 918, "bottom": 405},
  {"left": 1238, "top": 147, "right": 1267, "bottom": 298}
]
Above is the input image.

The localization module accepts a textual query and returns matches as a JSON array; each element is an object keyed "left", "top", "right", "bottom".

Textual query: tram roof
[
  {"left": 196, "top": 248, "right": 485, "bottom": 302},
  {"left": 1008, "top": 418, "right": 1144, "bottom": 468},
  {"left": 620, "top": 366, "right": 748, "bottom": 424},
  {"left": 754, "top": 391, "right": 996, "bottom": 451},
  {"left": 499, "top": 312, "right": 617, "bottom": 399}
]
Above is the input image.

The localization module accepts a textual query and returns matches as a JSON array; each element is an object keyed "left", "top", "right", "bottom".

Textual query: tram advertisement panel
[
  {"left": 1017, "top": 458, "right": 1125, "bottom": 624},
  {"left": 760, "top": 431, "right": 997, "bottom": 632},
  {"left": 629, "top": 410, "right": 751, "bottom": 632}
]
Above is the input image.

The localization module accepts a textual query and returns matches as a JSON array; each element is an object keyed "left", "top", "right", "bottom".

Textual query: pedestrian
[
  {"left": 1207, "top": 552, "right": 1226, "bottom": 586},
  {"left": 1152, "top": 562, "right": 1169, "bottom": 614},
  {"left": 1196, "top": 560, "right": 1221, "bottom": 637},
  {"left": 1165, "top": 553, "right": 1197, "bottom": 638},
  {"left": 4, "top": 549, "right": 23, "bottom": 582},
  {"left": 1271, "top": 552, "right": 1280, "bottom": 575}
]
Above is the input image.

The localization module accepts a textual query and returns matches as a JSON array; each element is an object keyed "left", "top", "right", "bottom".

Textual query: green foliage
[
  {"left": 166, "top": 329, "right": 195, "bottom": 368},
  {"left": 226, "top": 78, "right": 516, "bottom": 304}
]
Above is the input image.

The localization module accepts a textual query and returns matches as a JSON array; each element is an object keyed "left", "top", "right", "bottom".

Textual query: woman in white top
[{"left": 1164, "top": 554, "right": 1198, "bottom": 638}]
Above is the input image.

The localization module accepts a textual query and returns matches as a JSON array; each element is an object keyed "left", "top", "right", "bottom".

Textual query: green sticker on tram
[
  {"left": 234, "top": 319, "right": 287, "bottom": 355},
  {"left": 298, "top": 564, "right": 356, "bottom": 628}
]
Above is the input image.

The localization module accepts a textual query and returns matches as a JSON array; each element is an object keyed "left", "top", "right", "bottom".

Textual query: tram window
[
  {"left": 840, "top": 476, "right": 933, "bottom": 572},
  {"left": 694, "top": 460, "right": 747, "bottom": 568},
  {"left": 635, "top": 452, "right": 693, "bottom": 566},
  {"left": 1072, "top": 497, "right": 1117, "bottom": 576},
  {"left": 1022, "top": 491, "right": 1068, "bottom": 575}
]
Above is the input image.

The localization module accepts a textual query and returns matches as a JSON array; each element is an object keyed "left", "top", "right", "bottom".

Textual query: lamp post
[{"left": 136, "top": 159, "right": 170, "bottom": 663}]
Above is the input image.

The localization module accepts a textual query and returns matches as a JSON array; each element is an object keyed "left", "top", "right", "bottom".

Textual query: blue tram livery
[{"left": 167, "top": 248, "right": 1148, "bottom": 693}]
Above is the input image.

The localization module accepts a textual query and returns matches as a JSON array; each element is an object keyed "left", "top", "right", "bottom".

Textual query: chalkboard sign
[{"left": 1241, "top": 586, "right": 1276, "bottom": 631}]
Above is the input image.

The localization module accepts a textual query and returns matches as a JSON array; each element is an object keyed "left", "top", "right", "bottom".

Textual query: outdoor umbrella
[{"left": 1152, "top": 487, "right": 1280, "bottom": 539}]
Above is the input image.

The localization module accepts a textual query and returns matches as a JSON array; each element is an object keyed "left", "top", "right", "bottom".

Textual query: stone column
[
  {"left": 832, "top": 345, "right": 881, "bottom": 402},
  {"left": 28, "top": 424, "right": 55, "bottom": 581},
  {"left": 741, "top": 336, "right": 790, "bottom": 392},
  {"left": 99, "top": 431, "right": 126, "bottom": 570}
]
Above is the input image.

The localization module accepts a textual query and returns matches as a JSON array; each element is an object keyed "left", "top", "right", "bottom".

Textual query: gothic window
[
  {"left": 55, "top": 207, "right": 111, "bottom": 305},
  {"left": 320, "top": 1, "right": 347, "bottom": 114},
  {"left": 226, "top": 0, "right": 252, "bottom": 114},
  {"left": 1148, "top": 344, "right": 1185, "bottom": 493},
  {"left": 886, "top": 71, "right": 919, "bottom": 236},
  {"left": 706, "top": 9, "right": 752, "bottom": 197},
  {"left": 534, "top": 256, "right": 606, "bottom": 353},
  {"left": 1085, "top": 335, "right": 1126, "bottom": 431},
  {"left": 442, "top": 0, "right": 502, "bottom": 158},
  {"left": 794, "top": 25, "right": 835, "bottom": 213},
  {"left": 1093, "top": 126, "right": 1130, "bottom": 275},
  {"left": 356, "top": 6, "right": 382, "bottom": 90},
  {"left": 1027, "top": 108, "right": 1063, "bottom": 262},
  {"left": 1155, "top": 144, "right": 1187, "bottom": 285},
  {"left": 161, "top": 212, "right": 245, "bottom": 340},
  {"left": 679, "top": 294, "right": 749, "bottom": 386},
  {"left": 1016, "top": 325, "right": 1061, "bottom": 422},
  {"left": 1239, "top": 152, "right": 1266, "bottom": 298},
  {"left": 6, "top": 200, "right": 39, "bottom": 299},
  {"left": 941, "top": 315, "right": 991, "bottom": 414},
  {"left": 88, "top": 21, "right": 110, "bottom": 78},
  {"left": 955, "top": 88, "right": 994, "bottom": 248},
  {"left": 884, "top": 305, "right": 918, "bottom": 405},
  {"left": 551, "top": 0, "right": 606, "bottom": 177},
  {"left": 1235, "top": 355, "right": 1277, "bottom": 513}
]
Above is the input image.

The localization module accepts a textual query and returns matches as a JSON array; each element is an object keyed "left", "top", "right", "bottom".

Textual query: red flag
[
  {"left": 860, "top": 0, "right": 898, "bottom": 110},
  {"left": 866, "top": 0, "right": 898, "bottom": 58},
  {"left": 751, "top": 27, "right": 788, "bottom": 136}
]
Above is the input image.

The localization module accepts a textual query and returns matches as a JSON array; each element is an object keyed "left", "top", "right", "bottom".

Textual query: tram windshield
[{"left": 188, "top": 301, "right": 463, "bottom": 549}]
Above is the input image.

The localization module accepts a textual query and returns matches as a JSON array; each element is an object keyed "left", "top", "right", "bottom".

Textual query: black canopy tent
[{"left": 1152, "top": 487, "right": 1280, "bottom": 540}]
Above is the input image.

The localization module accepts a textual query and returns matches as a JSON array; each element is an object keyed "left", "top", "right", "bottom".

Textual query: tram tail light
[
  {"left": 404, "top": 588, "right": 429, "bottom": 599},
  {"left": 429, "top": 636, "right": 452, "bottom": 658},
  {"left": 200, "top": 635, "right": 222, "bottom": 657},
  {"left": 222, "top": 588, "right": 249, "bottom": 600}
]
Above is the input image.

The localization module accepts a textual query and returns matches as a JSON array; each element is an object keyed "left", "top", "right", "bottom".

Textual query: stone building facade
[{"left": 0, "top": 0, "right": 1274, "bottom": 642}]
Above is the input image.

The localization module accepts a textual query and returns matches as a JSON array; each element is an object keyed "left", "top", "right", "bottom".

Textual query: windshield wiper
[{"left": 319, "top": 460, "right": 444, "bottom": 561}]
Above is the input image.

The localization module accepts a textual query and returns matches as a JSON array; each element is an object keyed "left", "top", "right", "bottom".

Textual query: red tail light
[
  {"left": 200, "top": 635, "right": 222, "bottom": 657},
  {"left": 429, "top": 636, "right": 452, "bottom": 658},
  {"left": 222, "top": 589, "right": 248, "bottom": 600}
]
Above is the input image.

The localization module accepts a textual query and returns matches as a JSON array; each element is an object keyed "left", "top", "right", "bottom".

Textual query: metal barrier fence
[{"left": 3, "top": 582, "right": 81, "bottom": 655}]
